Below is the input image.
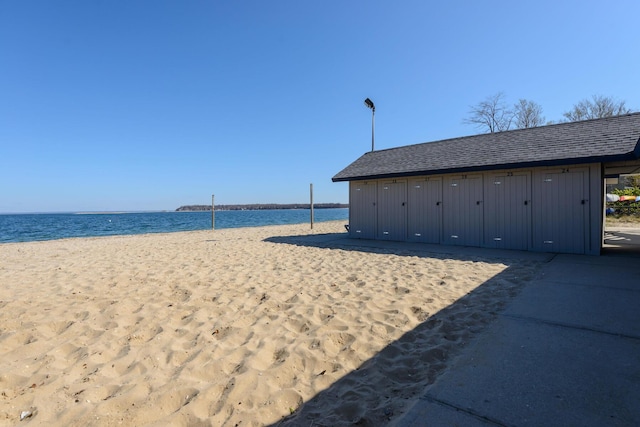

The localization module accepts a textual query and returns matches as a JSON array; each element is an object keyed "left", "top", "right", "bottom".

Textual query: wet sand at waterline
[{"left": 0, "top": 221, "right": 541, "bottom": 426}]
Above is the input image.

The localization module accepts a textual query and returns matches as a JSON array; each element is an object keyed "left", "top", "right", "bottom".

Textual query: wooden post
[
  {"left": 310, "top": 183, "right": 314, "bottom": 230},
  {"left": 211, "top": 194, "right": 215, "bottom": 230}
]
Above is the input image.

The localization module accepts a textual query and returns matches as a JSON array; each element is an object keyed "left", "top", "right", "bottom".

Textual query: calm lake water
[{"left": 0, "top": 209, "right": 349, "bottom": 243}]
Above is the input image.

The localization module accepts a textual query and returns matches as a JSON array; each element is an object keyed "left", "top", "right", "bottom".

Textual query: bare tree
[
  {"left": 464, "top": 92, "right": 514, "bottom": 133},
  {"left": 563, "top": 95, "right": 632, "bottom": 121},
  {"left": 513, "top": 99, "right": 545, "bottom": 129}
]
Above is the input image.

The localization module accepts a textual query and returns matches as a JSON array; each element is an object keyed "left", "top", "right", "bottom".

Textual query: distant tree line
[
  {"left": 464, "top": 93, "right": 634, "bottom": 133},
  {"left": 176, "top": 203, "right": 348, "bottom": 212}
]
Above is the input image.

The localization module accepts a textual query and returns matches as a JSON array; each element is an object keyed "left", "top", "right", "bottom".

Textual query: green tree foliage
[{"left": 612, "top": 187, "right": 640, "bottom": 197}]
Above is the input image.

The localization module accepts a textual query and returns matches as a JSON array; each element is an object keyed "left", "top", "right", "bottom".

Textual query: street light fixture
[{"left": 364, "top": 98, "right": 375, "bottom": 152}]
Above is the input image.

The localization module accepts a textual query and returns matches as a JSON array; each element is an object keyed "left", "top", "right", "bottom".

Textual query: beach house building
[{"left": 332, "top": 113, "right": 640, "bottom": 255}]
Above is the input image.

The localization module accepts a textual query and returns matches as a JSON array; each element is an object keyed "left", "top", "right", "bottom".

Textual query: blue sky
[{"left": 1, "top": 1, "right": 639, "bottom": 213}]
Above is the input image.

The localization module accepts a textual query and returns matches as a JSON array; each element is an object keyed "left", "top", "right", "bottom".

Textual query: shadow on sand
[{"left": 263, "top": 233, "right": 550, "bottom": 426}]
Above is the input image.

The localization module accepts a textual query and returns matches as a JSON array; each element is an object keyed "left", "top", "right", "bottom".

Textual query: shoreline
[
  {"left": 0, "top": 221, "right": 541, "bottom": 426},
  {"left": 0, "top": 211, "right": 348, "bottom": 245},
  {"left": 0, "top": 219, "right": 334, "bottom": 246}
]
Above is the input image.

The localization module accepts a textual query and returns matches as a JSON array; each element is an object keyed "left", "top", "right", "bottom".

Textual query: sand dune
[{"left": 0, "top": 221, "right": 541, "bottom": 426}]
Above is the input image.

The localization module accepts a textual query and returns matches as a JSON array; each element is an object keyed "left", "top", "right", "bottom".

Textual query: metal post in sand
[{"left": 310, "top": 183, "right": 314, "bottom": 230}]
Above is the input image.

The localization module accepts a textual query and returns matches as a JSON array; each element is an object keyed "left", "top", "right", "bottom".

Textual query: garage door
[
  {"left": 484, "top": 172, "right": 531, "bottom": 250},
  {"left": 377, "top": 180, "right": 407, "bottom": 240},
  {"left": 408, "top": 177, "right": 442, "bottom": 243},
  {"left": 350, "top": 181, "right": 377, "bottom": 239},
  {"left": 443, "top": 174, "right": 483, "bottom": 246},
  {"left": 532, "top": 168, "right": 588, "bottom": 254}
]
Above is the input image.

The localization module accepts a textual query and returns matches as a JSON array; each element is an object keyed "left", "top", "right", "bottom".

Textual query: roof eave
[{"left": 332, "top": 152, "right": 640, "bottom": 182}]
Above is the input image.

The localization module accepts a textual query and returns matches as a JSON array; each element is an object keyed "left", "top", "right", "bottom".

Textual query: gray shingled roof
[{"left": 332, "top": 113, "right": 640, "bottom": 182}]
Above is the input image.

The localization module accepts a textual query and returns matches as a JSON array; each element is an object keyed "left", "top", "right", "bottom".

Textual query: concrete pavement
[{"left": 396, "top": 252, "right": 640, "bottom": 426}]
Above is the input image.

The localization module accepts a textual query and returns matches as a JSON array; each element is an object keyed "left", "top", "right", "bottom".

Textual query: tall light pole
[{"left": 364, "top": 98, "right": 375, "bottom": 151}]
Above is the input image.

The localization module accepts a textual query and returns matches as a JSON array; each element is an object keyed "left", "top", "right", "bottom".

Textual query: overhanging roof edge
[{"left": 332, "top": 152, "right": 640, "bottom": 182}]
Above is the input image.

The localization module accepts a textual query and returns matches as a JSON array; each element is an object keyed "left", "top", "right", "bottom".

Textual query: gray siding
[
  {"left": 484, "top": 171, "right": 531, "bottom": 250},
  {"left": 532, "top": 167, "right": 589, "bottom": 254},
  {"left": 589, "top": 164, "right": 603, "bottom": 255},
  {"left": 346, "top": 163, "right": 603, "bottom": 255},
  {"left": 349, "top": 181, "right": 377, "bottom": 239},
  {"left": 443, "top": 174, "right": 483, "bottom": 246},
  {"left": 407, "top": 177, "right": 442, "bottom": 243},
  {"left": 377, "top": 180, "right": 407, "bottom": 240}
]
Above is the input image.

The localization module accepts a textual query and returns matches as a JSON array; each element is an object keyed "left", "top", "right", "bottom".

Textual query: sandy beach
[{"left": 0, "top": 221, "right": 542, "bottom": 426}]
